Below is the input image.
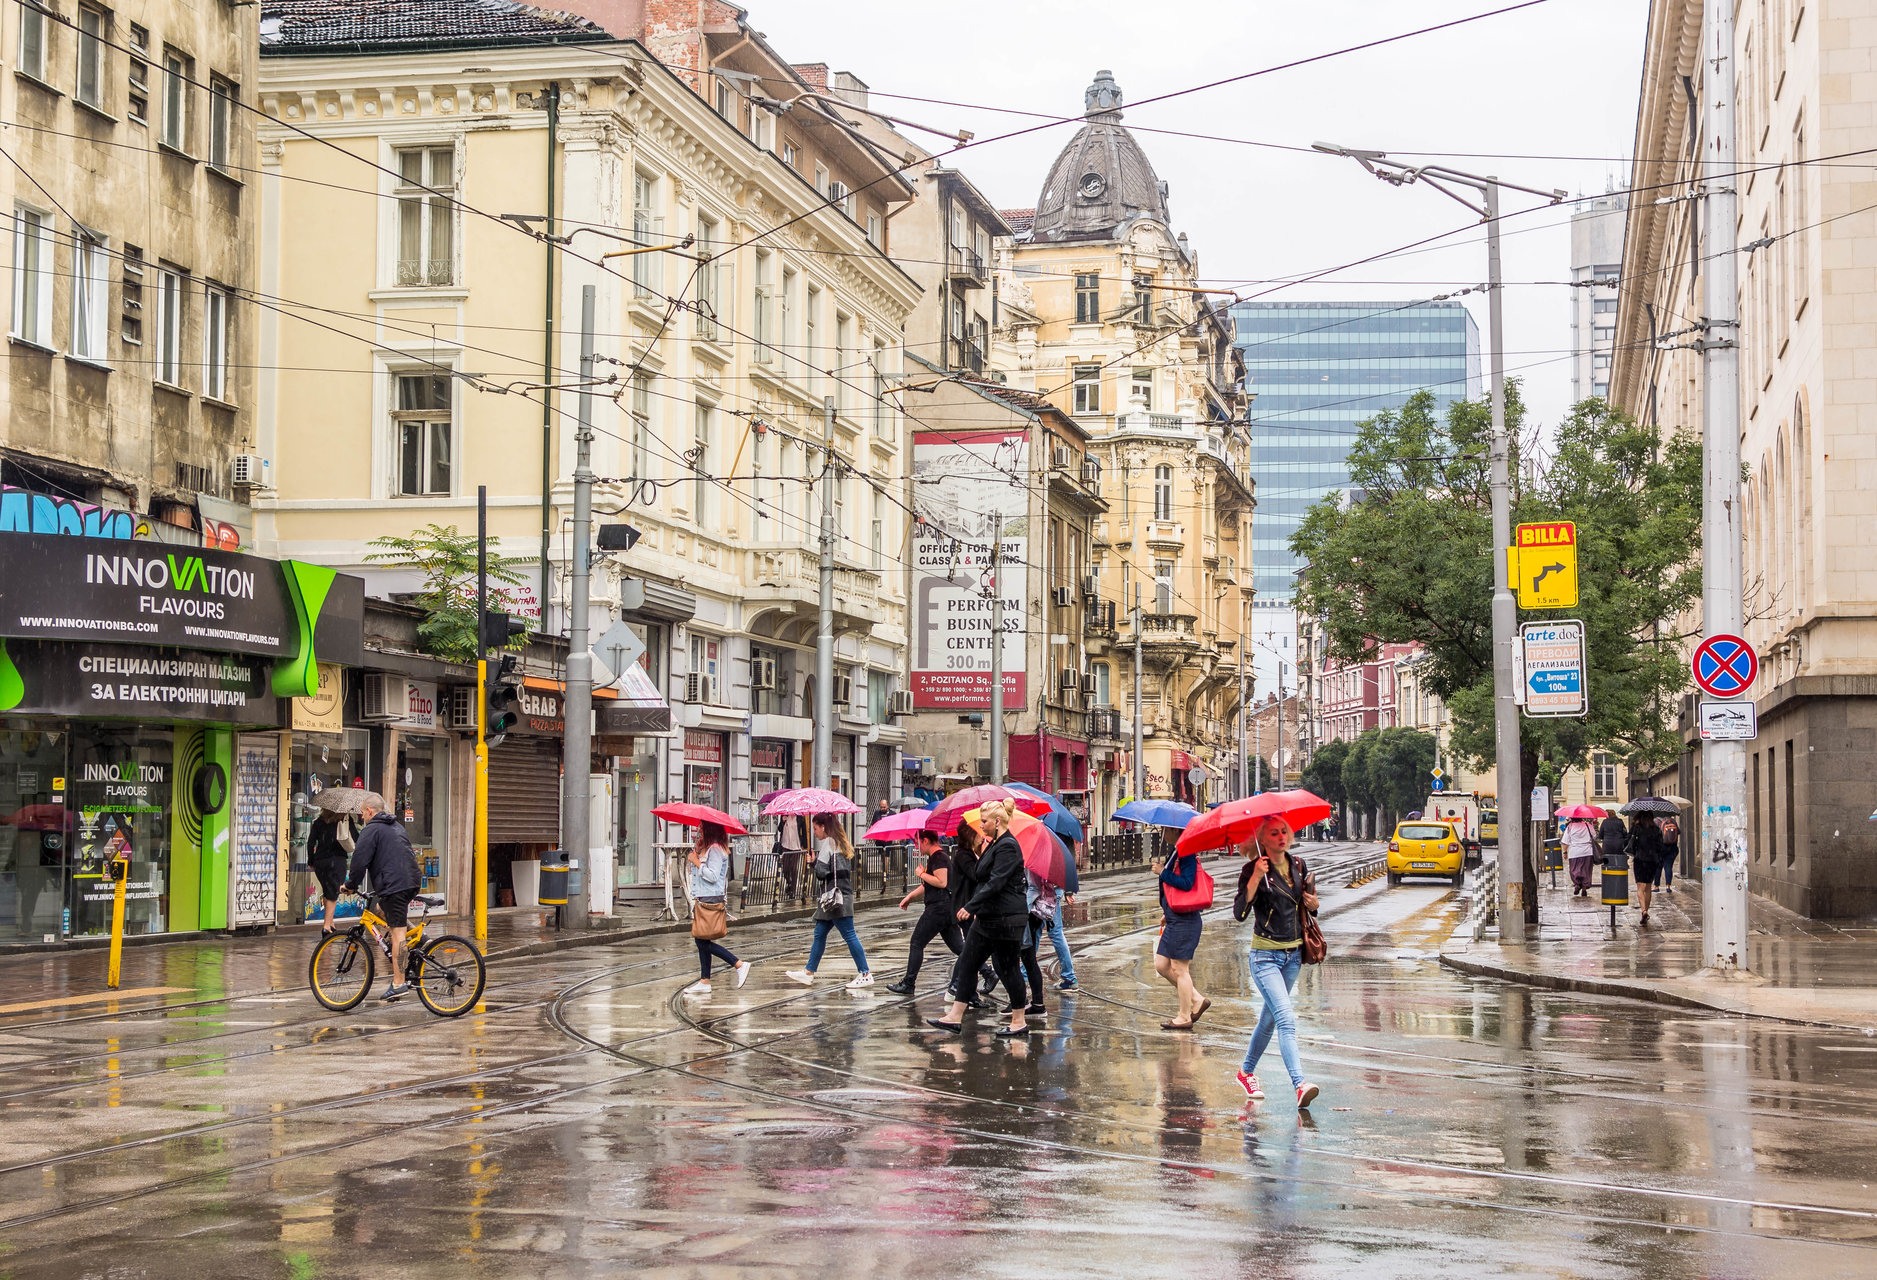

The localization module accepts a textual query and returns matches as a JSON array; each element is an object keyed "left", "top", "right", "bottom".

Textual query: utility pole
[
  {"left": 1132, "top": 583, "right": 1144, "bottom": 801},
  {"left": 1273, "top": 636, "right": 1287, "bottom": 791},
  {"left": 1253, "top": 707, "right": 1263, "bottom": 793},
  {"left": 1237, "top": 605, "right": 1248, "bottom": 798},
  {"left": 475, "top": 486, "right": 489, "bottom": 942},
  {"left": 813, "top": 396, "right": 836, "bottom": 790},
  {"left": 1701, "top": 0, "right": 1749, "bottom": 970},
  {"left": 561, "top": 285, "right": 596, "bottom": 921},
  {"left": 1313, "top": 143, "right": 1566, "bottom": 943},
  {"left": 989, "top": 509, "right": 1005, "bottom": 781}
]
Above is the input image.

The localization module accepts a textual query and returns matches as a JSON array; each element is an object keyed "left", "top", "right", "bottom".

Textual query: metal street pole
[
  {"left": 1132, "top": 583, "right": 1144, "bottom": 801},
  {"left": 1254, "top": 707, "right": 1263, "bottom": 793},
  {"left": 1275, "top": 650, "right": 1287, "bottom": 791},
  {"left": 1700, "top": 0, "right": 1749, "bottom": 970},
  {"left": 1313, "top": 143, "right": 1566, "bottom": 942},
  {"left": 1237, "top": 606, "right": 1248, "bottom": 799},
  {"left": 561, "top": 286, "right": 597, "bottom": 923},
  {"left": 989, "top": 509, "right": 1005, "bottom": 781},
  {"left": 813, "top": 397, "right": 836, "bottom": 790},
  {"left": 475, "top": 485, "right": 489, "bottom": 942}
]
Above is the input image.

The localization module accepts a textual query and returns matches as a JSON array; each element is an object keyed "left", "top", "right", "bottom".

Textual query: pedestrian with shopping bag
[
  {"left": 1155, "top": 836, "right": 1212, "bottom": 1031},
  {"left": 1232, "top": 815, "right": 1323, "bottom": 1109},
  {"left": 786, "top": 815, "right": 875, "bottom": 989},
  {"left": 684, "top": 821, "right": 750, "bottom": 997}
]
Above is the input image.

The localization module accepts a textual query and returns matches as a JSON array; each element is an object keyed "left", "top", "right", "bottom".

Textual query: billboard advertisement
[{"left": 911, "top": 429, "right": 1027, "bottom": 710}]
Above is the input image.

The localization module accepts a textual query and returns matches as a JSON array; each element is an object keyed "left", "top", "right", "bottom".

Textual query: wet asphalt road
[{"left": 2, "top": 842, "right": 1874, "bottom": 1278}]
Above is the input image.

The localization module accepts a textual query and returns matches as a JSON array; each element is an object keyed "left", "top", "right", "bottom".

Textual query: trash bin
[{"left": 538, "top": 849, "right": 571, "bottom": 906}]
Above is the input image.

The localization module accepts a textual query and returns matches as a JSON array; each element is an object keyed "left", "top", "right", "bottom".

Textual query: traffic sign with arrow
[{"left": 1511, "top": 520, "right": 1579, "bottom": 609}]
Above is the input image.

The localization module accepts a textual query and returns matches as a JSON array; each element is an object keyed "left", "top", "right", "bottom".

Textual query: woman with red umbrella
[
  {"left": 1557, "top": 805, "right": 1603, "bottom": 896},
  {"left": 1231, "top": 815, "right": 1321, "bottom": 1109},
  {"left": 683, "top": 821, "right": 751, "bottom": 996}
]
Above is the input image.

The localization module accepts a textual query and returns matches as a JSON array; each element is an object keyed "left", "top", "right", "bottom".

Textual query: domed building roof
[{"left": 1029, "top": 71, "right": 1171, "bottom": 244}]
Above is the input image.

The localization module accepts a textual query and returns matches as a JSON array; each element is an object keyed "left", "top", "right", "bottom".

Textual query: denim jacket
[{"left": 689, "top": 845, "right": 730, "bottom": 900}]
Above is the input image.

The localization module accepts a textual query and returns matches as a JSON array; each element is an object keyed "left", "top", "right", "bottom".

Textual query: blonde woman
[
  {"left": 925, "top": 800, "right": 1032, "bottom": 1038},
  {"left": 786, "top": 814, "right": 874, "bottom": 989},
  {"left": 1230, "top": 815, "right": 1321, "bottom": 1109}
]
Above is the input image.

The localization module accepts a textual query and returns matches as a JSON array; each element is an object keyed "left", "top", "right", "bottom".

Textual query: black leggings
[
  {"left": 953, "top": 918, "right": 1025, "bottom": 1006},
  {"left": 695, "top": 937, "right": 739, "bottom": 979},
  {"left": 1019, "top": 939, "right": 1045, "bottom": 1007},
  {"left": 904, "top": 907, "right": 964, "bottom": 985}
]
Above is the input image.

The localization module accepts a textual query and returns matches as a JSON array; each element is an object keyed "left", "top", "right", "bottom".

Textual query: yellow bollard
[{"left": 106, "top": 855, "right": 130, "bottom": 989}]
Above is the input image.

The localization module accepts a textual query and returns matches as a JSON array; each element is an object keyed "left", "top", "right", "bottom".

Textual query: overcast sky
[{"left": 747, "top": 0, "right": 1648, "bottom": 433}]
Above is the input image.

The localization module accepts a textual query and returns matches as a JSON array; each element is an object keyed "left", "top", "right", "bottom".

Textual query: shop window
[
  {"left": 0, "top": 722, "right": 70, "bottom": 940},
  {"left": 67, "top": 726, "right": 175, "bottom": 938}
]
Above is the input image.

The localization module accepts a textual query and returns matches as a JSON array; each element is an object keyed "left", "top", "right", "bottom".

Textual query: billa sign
[{"left": 1509, "top": 521, "right": 1580, "bottom": 609}]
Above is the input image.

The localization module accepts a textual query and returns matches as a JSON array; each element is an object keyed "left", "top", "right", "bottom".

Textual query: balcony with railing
[
  {"left": 745, "top": 544, "right": 885, "bottom": 630},
  {"left": 950, "top": 335, "right": 986, "bottom": 374},
  {"left": 947, "top": 242, "right": 987, "bottom": 288},
  {"left": 1141, "top": 611, "right": 1201, "bottom": 661}
]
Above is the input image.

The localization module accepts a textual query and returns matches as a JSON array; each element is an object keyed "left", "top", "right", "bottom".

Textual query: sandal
[{"left": 1161, "top": 1020, "right": 1196, "bottom": 1031}]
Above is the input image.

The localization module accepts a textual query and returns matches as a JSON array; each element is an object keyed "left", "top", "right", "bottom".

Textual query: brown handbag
[
  {"left": 1288, "top": 858, "right": 1327, "bottom": 965},
  {"left": 691, "top": 897, "right": 727, "bottom": 941}
]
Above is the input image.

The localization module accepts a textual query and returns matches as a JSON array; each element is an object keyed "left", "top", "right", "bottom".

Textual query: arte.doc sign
[{"left": 1517, "top": 619, "right": 1587, "bottom": 717}]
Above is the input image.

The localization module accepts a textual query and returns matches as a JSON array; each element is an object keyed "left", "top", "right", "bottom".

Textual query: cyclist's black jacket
[{"left": 345, "top": 813, "right": 421, "bottom": 895}]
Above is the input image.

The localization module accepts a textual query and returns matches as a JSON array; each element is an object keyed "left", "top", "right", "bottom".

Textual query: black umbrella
[{"left": 1620, "top": 796, "right": 1680, "bottom": 815}]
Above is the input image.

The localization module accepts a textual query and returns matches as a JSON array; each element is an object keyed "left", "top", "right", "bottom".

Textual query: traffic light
[
  {"left": 480, "top": 609, "right": 528, "bottom": 654},
  {"left": 485, "top": 654, "right": 522, "bottom": 747}
]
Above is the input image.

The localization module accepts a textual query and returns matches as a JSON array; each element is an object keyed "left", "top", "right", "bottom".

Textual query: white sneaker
[
  {"left": 734, "top": 960, "right": 752, "bottom": 988},
  {"left": 683, "top": 980, "right": 711, "bottom": 997},
  {"left": 846, "top": 972, "right": 874, "bottom": 990},
  {"left": 785, "top": 969, "right": 816, "bottom": 986}
]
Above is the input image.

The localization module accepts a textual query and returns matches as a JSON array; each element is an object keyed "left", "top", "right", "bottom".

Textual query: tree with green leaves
[
  {"left": 1291, "top": 388, "right": 1701, "bottom": 917},
  {"left": 366, "top": 524, "right": 532, "bottom": 663},
  {"left": 1298, "top": 737, "right": 1350, "bottom": 811},
  {"left": 1363, "top": 726, "right": 1439, "bottom": 826}
]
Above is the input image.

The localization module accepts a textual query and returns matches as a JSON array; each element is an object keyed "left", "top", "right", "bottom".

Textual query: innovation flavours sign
[{"left": 910, "top": 430, "right": 1028, "bottom": 711}]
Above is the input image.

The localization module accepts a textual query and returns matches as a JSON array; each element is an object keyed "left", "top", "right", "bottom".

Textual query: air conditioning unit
[
  {"left": 1081, "top": 573, "right": 1099, "bottom": 599},
  {"left": 359, "top": 672, "right": 401, "bottom": 722},
  {"left": 833, "top": 672, "right": 855, "bottom": 707},
  {"left": 1051, "top": 585, "right": 1073, "bottom": 608},
  {"left": 446, "top": 685, "right": 476, "bottom": 730},
  {"left": 1080, "top": 458, "right": 1101, "bottom": 486},
  {"left": 1057, "top": 668, "right": 1079, "bottom": 691},
  {"left": 1051, "top": 445, "right": 1073, "bottom": 470},
  {"left": 1080, "top": 671, "right": 1097, "bottom": 695},
  {"left": 974, "top": 756, "right": 994, "bottom": 779},
  {"left": 685, "top": 671, "right": 716, "bottom": 704},
  {"left": 751, "top": 656, "right": 777, "bottom": 691},
  {"left": 888, "top": 688, "right": 914, "bottom": 716},
  {"left": 230, "top": 453, "right": 268, "bottom": 489}
]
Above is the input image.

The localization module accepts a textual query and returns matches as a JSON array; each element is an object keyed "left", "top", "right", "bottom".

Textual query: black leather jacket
[
  {"left": 1233, "top": 854, "right": 1312, "bottom": 945},
  {"left": 963, "top": 832, "right": 1027, "bottom": 919}
]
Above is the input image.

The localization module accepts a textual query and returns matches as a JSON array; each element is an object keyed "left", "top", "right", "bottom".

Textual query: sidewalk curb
[{"left": 1437, "top": 948, "right": 1874, "bottom": 1034}]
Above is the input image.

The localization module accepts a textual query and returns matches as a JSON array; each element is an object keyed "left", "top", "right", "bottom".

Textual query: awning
[{"left": 596, "top": 660, "right": 672, "bottom": 734}]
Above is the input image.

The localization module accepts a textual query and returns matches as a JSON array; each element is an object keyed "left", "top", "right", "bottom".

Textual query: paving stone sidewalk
[{"left": 1441, "top": 866, "right": 1877, "bottom": 1033}]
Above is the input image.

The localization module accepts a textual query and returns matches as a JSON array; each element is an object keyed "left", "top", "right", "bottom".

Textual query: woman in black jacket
[
  {"left": 925, "top": 801, "right": 1032, "bottom": 1037},
  {"left": 1629, "top": 814, "right": 1665, "bottom": 927}
]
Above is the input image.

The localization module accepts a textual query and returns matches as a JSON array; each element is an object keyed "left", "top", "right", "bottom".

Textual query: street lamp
[{"left": 1312, "top": 144, "right": 1566, "bottom": 943}]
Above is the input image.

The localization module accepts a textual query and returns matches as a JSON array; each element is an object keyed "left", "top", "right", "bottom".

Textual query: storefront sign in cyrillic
[
  {"left": 0, "top": 640, "right": 279, "bottom": 725},
  {"left": 685, "top": 729, "right": 724, "bottom": 765}
]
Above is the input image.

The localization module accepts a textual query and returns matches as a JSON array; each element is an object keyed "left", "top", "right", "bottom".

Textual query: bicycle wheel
[
  {"left": 309, "top": 931, "right": 374, "bottom": 1011},
  {"left": 414, "top": 934, "right": 485, "bottom": 1017}
]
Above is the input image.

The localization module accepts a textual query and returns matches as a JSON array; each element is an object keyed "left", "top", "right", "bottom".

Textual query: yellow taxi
[
  {"left": 1480, "top": 807, "right": 1500, "bottom": 848},
  {"left": 1386, "top": 820, "right": 1466, "bottom": 888}
]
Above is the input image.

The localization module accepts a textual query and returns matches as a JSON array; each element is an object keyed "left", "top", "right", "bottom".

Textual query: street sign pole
[{"left": 1700, "top": 0, "right": 1750, "bottom": 973}]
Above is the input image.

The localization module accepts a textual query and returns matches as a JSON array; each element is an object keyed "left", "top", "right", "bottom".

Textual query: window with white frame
[
  {"left": 70, "top": 231, "right": 109, "bottom": 361},
  {"left": 752, "top": 248, "right": 773, "bottom": 363},
  {"left": 151, "top": 263, "right": 185, "bottom": 384},
  {"left": 1592, "top": 753, "right": 1618, "bottom": 797},
  {"left": 692, "top": 402, "right": 713, "bottom": 522},
  {"left": 77, "top": 6, "right": 107, "bottom": 108},
  {"left": 750, "top": 427, "right": 767, "bottom": 536},
  {"left": 208, "top": 77, "right": 236, "bottom": 169},
  {"left": 781, "top": 140, "right": 797, "bottom": 169},
  {"left": 834, "top": 313, "right": 851, "bottom": 410},
  {"left": 119, "top": 243, "right": 143, "bottom": 344},
  {"left": 866, "top": 213, "right": 881, "bottom": 247},
  {"left": 1154, "top": 465, "right": 1173, "bottom": 520},
  {"left": 1094, "top": 662, "right": 1111, "bottom": 706},
  {"left": 161, "top": 47, "right": 193, "bottom": 152},
  {"left": 804, "top": 284, "right": 821, "bottom": 390},
  {"left": 1154, "top": 560, "right": 1173, "bottom": 614},
  {"left": 630, "top": 171, "right": 662, "bottom": 299},
  {"left": 871, "top": 514, "right": 883, "bottom": 570},
  {"left": 394, "top": 147, "right": 454, "bottom": 286},
  {"left": 202, "top": 282, "right": 229, "bottom": 400},
  {"left": 871, "top": 340, "right": 886, "bottom": 435},
  {"left": 1131, "top": 367, "right": 1154, "bottom": 410},
  {"left": 393, "top": 371, "right": 452, "bottom": 496},
  {"left": 628, "top": 371, "right": 652, "bottom": 480},
  {"left": 18, "top": 1, "right": 48, "bottom": 81},
  {"left": 693, "top": 212, "right": 725, "bottom": 341},
  {"left": 11, "top": 209, "right": 55, "bottom": 346},
  {"left": 1072, "top": 363, "right": 1101, "bottom": 415}
]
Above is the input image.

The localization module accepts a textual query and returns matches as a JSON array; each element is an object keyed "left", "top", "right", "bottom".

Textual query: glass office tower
[{"left": 1229, "top": 301, "right": 1481, "bottom": 695}]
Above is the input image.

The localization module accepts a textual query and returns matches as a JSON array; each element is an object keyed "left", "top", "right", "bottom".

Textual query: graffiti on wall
[{"left": 0, "top": 486, "right": 136, "bottom": 539}]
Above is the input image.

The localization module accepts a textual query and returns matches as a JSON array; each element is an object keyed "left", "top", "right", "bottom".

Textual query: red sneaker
[
  {"left": 1236, "top": 1071, "right": 1264, "bottom": 1100},
  {"left": 1296, "top": 1082, "right": 1320, "bottom": 1109}
]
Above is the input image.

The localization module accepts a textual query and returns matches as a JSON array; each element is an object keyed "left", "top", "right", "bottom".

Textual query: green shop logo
[{"left": 85, "top": 552, "right": 258, "bottom": 599}]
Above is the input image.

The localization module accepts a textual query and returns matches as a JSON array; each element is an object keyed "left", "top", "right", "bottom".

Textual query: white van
[{"left": 1423, "top": 793, "right": 1484, "bottom": 864}]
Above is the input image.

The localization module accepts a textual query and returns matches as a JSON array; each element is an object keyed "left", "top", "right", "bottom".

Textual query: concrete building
[
  {"left": 1229, "top": 301, "right": 1480, "bottom": 698},
  {"left": 993, "top": 72, "right": 1253, "bottom": 811},
  {"left": 255, "top": 0, "right": 922, "bottom": 905},
  {"left": 1611, "top": 0, "right": 1876, "bottom": 916},
  {"left": 1569, "top": 189, "right": 1627, "bottom": 403}
]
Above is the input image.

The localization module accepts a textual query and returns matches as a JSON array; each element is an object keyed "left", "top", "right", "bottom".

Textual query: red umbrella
[
  {"left": 1555, "top": 804, "right": 1607, "bottom": 821},
  {"left": 864, "top": 809, "right": 931, "bottom": 842},
  {"left": 1005, "top": 810, "right": 1072, "bottom": 888},
  {"left": 926, "top": 785, "right": 1052, "bottom": 836},
  {"left": 1176, "top": 790, "right": 1332, "bottom": 855},
  {"left": 650, "top": 802, "right": 748, "bottom": 835}
]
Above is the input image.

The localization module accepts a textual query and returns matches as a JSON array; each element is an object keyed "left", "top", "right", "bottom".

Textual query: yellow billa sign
[{"left": 1509, "top": 521, "right": 1579, "bottom": 609}]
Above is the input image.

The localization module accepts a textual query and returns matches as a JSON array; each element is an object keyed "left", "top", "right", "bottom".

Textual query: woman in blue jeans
[
  {"left": 785, "top": 815, "right": 874, "bottom": 990},
  {"left": 1231, "top": 815, "right": 1321, "bottom": 1109}
]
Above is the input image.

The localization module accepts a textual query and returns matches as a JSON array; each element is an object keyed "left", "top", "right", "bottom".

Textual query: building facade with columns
[
  {"left": 254, "top": 0, "right": 920, "bottom": 902},
  {"left": 992, "top": 72, "right": 1253, "bottom": 807}
]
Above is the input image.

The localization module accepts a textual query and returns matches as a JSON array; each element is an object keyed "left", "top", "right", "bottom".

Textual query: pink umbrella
[
  {"left": 1556, "top": 804, "right": 1607, "bottom": 821},
  {"left": 864, "top": 809, "right": 931, "bottom": 842},
  {"left": 926, "top": 785, "right": 1052, "bottom": 836},
  {"left": 763, "top": 786, "right": 860, "bottom": 816}
]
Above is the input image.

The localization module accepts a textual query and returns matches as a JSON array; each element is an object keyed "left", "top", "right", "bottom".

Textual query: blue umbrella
[
  {"left": 1113, "top": 798, "right": 1200, "bottom": 829},
  {"left": 1005, "top": 781, "right": 1084, "bottom": 845}
]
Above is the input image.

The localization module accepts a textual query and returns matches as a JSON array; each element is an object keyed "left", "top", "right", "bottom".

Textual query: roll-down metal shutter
[{"left": 489, "top": 738, "right": 561, "bottom": 843}]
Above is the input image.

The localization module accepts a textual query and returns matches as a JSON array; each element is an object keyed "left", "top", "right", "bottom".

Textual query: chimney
[
  {"left": 793, "top": 62, "right": 829, "bottom": 91},
  {"left": 550, "top": 0, "right": 745, "bottom": 93},
  {"left": 831, "top": 70, "right": 869, "bottom": 109}
]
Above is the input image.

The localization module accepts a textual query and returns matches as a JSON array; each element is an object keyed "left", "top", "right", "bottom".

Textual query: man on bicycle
[{"left": 343, "top": 792, "right": 423, "bottom": 1001}]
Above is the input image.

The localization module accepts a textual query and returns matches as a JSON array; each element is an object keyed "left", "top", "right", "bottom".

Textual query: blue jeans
[
  {"left": 1243, "top": 946, "right": 1305, "bottom": 1090},
  {"left": 807, "top": 916, "right": 869, "bottom": 974},
  {"left": 1045, "top": 899, "right": 1075, "bottom": 984}
]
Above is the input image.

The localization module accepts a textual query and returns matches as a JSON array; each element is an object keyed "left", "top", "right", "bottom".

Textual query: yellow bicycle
[{"left": 308, "top": 894, "right": 486, "bottom": 1017}]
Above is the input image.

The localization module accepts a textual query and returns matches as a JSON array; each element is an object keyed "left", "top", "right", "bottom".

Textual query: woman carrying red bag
[{"left": 1154, "top": 839, "right": 1214, "bottom": 1030}]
